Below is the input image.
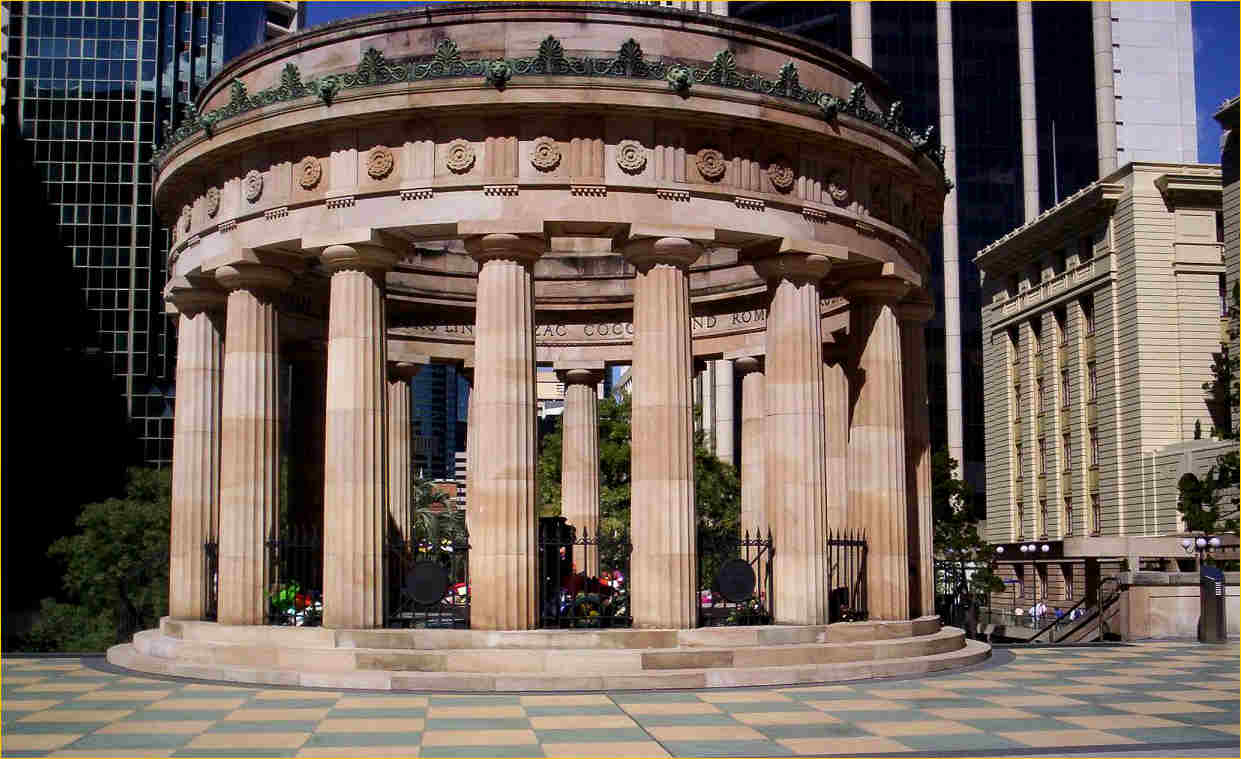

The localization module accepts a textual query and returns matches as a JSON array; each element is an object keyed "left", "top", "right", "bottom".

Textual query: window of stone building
[
  {"left": 1031, "top": 320, "right": 1042, "bottom": 354},
  {"left": 1063, "top": 498, "right": 1073, "bottom": 537},
  {"left": 1087, "top": 362, "right": 1097, "bottom": 402},
  {"left": 1035, "top": 564, "right": 1048, "bottom": 600},
  {"left": 1015, "top": 442, "right": 1024, "bottom": 479},
  {"left": 1079, "top": 234, "right": 1093, "bottom": 262},
  {"left": 1089, "top": 427, "right": 1099, "bottom": 467},
  {"left": 1008, "top": 273, "right": 1020, "bottom": 298},
  {"left": 1038, "top": 438, "right": 1047, "bottom": 475},
  {"left": 1081, "top": 298, "right": 1095, "bottom": 335},
  {"left": 1016, "top": 501, "right": 1026, "bottom": 539},
  {"left": 1014, "top": 563, "right": 1026, "bottom": 599},
  {"left": 1062, "top": 563, "right": 1074, "bottom": 598},
  {"left": 1062, "top": 433, "right": 1071, "bottom": 471},
  {"left": 1013, "top": 383, "right": 1022, "bottom": 421},
  {"left": 1036, "top": 379, "right": 1045, "bottom": 415},
  {"left": 1053, "top": 249, "right": 1067, "bottom": 276},
  {"left": 1090, "top": 493, "right": 1101, "bottom": 534},
  {"left": 1038, "top": 499, "right": 1048, "bottom": 537},
  {"left": 1221, "top": 273, "right": 1229, "bottom": 318},
  {"left": 1055, "top": 307, "right": 1067, "bottom": 346},
  {"left": 1061, "top": 368, "right": 1070, "bottom": 407}
]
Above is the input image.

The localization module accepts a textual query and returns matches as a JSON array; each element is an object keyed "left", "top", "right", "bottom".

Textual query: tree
[
  {"left": 410, "top": 476, "right": 466, "bottom": 545},
  {"left": 931, "top": 450, "right": 1003, "bottom": 620},
  {"left": 1203, "top": 283, "right": 1239, "bottom": 439},
  {"left": 1177, "top": 455, "right": 1240, "bottom": 535},
  {"left": 20, "top": 468, "right": 171, "bottom": 652}
]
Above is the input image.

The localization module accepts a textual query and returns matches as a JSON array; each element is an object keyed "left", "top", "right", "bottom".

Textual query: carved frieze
[
  {"left": 696, "top": 148, "right": 726, "bottom": 181},
  {"left": 367, "top": 146, "right": 394, "bottom": 179},
  {"left": 205, "top": 187, "right": 220, "bottom": 218},
  {"left": 243, "top": 170, "right": 263, "bottom": 202},
  {"left": 530, "top": 136, "right": 561, "bottom": 171},
  {"left": 616, "top": 139, "right": 646, "bottom": 173},
  {"left": 767, "top": 159, "right": 795, "bottom": 193},
  {"left": 827, "top": 170, "right": 849, "bottom": 205},
  {"left": 446, "top": 139, "right": 475, "bottom": 173},
  {"left": 297, "top": 156, "right": 322, "bottom": 189},
  {"left": 180, "top": 205, "right": 192, "bottom": 232}
]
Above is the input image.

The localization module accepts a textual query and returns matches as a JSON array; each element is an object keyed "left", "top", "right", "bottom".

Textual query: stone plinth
[
  {"left": 168, "top": 285, "right": 225, "bottom": 620},
  {"left": 556, "top": 365, "right": 605, "bottom": 577},
  {"left": 736, "top": 356, "right": 765, "bottom": 538},
  {"left": 625, "top": 237, "right": 701, "bottom": 630},
  {"left": 846, "top": 280, "right": 911, "bottom": 621},
  {"left": 756, "top": 252, "right": 832, "bottom": 626},
  {"left": 214, "top": 263, "right": 292, "bottom": 626},
  {"left": 465, "top": 234, "right": 543, "bottom": 631}
]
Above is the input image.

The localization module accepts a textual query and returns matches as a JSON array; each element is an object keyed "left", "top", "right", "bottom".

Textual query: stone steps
[{"left": 108, "top": 637, "right": 989, "bottom": 691}]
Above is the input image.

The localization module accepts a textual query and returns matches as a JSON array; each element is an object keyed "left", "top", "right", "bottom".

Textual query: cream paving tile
[
  {"left": 184, "top": 732, "right": 310, "bottom": 749},
  {"left": 425, "top": 704, "right": 526, "bottom": 719},
  {"left": 519, "top": 694, "right": 613, "bottom": 707},
  {"left": 335, "top": 695, "right": 429, "bottom": 709},
  {"left": 253, "top": 690, "right": 343, "bottom": 700},
  {"left": 316, "top": 717, "right": 426, "bottom": 733},
  {"left": 221, "top": 707, "right": 330, "bottom": 721},
  {"left": 1160, "top": 688, "right": 1241, "bottom": 702},
  {"left": 16, "top": 682, "right": 104, "bottom": 693},
  {"left": 647, "top": 725, "right": 766, "bottom": 742},
  {"left": 805, "top": 698, "right": 908, "bottom": 712},
  {"left": 1, "top": 699, "right": 65, "bottom": 711},
  {"left": 988, "top": 694, "right": 1087, "bottom": 707},
  {"left": 864, "top": 687, "right": 964, "bottom": 700},
  {"left": 1000, "top": 729, "right": 1140, "bottom": 747},
  {"left": 95, "top": 720, "right": 215, "bottom": 735},
  {"left": 1070, "top": 675, "right": 1159, "bottom": 685},
  {"left": 778, "top": 736, "right": 909, "bottom": 755},
  {"left": 924, "top": 706, "right": 1037, "bottom": 720},
  {"left": 779, "top": 685, "right": 854, "bottom": 695},
  {"left": 697, "top": 690, "right": 793, "bottom": 703},
  {"left": 19, "top": 709, "right": 134, "bottom": 723},
  {"left": 1207, "top": 724, "right": 1241, "bottom": 736},
  {"left": 731, "top": 711, "right": 839, "bottom": 726},
  {"left": 0, "top": 733, "right": 84, "bottom": 751},
  {"left": 146, "top": 697, "right": 249, "bottom": 710},
  {"left": 2, "top": 676, "right": 49, "bottom": 685},
  {"left": 49, "top": 751, "right": 175, "bottom": 758},
  {"left": 421, "top": 729, "right": 538, "bottom": 746},
  {"left": 529, "top": 714, "right": 636, "bottom": 730},
  {"left": 542, "top": 741, "right": 670, "bottom": 757},
  {"left": 857, "top": 719, "right": 982, "bottom": 736},
  {"left": 1111, "top": 700, "right": 1225, "bottom": 715},
  {"left": 931, "top": 678, "right": 1012, "bottom": 689},
  {"left": 296, "top": 747, "right": 421, "bottom": 757},
  {"left": 1058, "top": 715, "right": 1184, "bottom": 729},
  {"left": 1029, "top": 684, "right": 1125, "bottom": 696},
  {"left": 615, "top": 701, "right": 720, "bottom": 715},
  {"left": 75, "top": 689, "right": 173, "bottom": 702}
]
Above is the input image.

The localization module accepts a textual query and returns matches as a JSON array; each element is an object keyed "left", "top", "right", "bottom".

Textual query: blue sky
[{"left": 306, "top": 1, "right": 1238, "bottom": 163}]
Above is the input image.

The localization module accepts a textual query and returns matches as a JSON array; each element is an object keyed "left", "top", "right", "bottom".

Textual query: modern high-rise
[
  {"left": 721, "top": 1, "right": 1198, "bottom": 501},
  {"left": 3, "top": 0, "right": 302, "bottom": 465}
]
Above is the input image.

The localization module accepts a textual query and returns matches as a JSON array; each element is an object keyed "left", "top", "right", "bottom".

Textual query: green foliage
[
  {"left": 1177, "top": 452, "right": 1241, "bottom": 534},
  {"left": 932, "top": 450, "right": 1003, "bottom": 601},
  {"left": 21, "top": 468, "right": 171, "bottom": 652},
  {"left": 410, "top": 476, "right": 466, "bottom": 545},
  {"left": 932, "top": 448, "right": 974, "bottom": 523},
  {"left": 1203, "top": 283, "right": 1239, "bottom": 439}
]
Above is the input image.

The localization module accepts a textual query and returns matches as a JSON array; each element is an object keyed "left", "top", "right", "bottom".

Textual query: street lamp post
[{"left": 1182, "top": 534, "right": 1226, "bottom": 643}]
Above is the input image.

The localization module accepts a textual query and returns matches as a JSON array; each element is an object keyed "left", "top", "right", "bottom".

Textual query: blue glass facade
[{"left": 411, "top": 363, "right": 468, "bottom": 481}]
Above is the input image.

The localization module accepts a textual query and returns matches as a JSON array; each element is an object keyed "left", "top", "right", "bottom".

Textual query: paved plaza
[{"left": 1, "top": 641, "right": 1237, "bottom": 758}]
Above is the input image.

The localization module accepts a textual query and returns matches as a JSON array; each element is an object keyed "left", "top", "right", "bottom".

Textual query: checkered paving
[{"left": 1, "top": 641, "right": 1236, "bottom": 757}]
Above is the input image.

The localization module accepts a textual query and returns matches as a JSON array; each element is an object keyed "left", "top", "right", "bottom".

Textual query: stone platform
[{"left": 107, "top": 616, "right": 988, "bottom": 692}]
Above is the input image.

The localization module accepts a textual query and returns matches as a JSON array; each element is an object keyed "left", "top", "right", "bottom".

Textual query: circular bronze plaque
[
  {"left": 716, "top": 558, "right": 756, "bottom": 602},
  {"left": 408, "top": 560, "right": 451, "bottom": 605}
]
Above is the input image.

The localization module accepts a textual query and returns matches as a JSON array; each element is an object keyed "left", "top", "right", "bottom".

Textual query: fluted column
[
  {"left": 736, "top": 356, "right": 765, "bottom": 539},
  {"left": 757, "top": 253, "right": 831, "bottom": 626},
  {"left": 1093, "top": 1, "right": 1118, "bottom": 176},
  {"left": 320, "top": 244, "right": 398, "bottom": 630},
  {"left": 387, "top": 362, "right": 421, "bottom": 543},
  {"left": 823, "top": 350, "right": 849, "bottom": 533},
  {"left": 846, "top": 279, "right": 911, "bottom": 621},
  {"left": 851, "top": 1, "right": 872, "bottom": 65},
  {"left": 624, "top": 237, "right": 701, "bottom": 629},
  {"left": 215, "top": 263, "right": 292, "bottom": 625},
  {"left": 168, "top": 284, "right": 225, "bottom": 620},
  {"left": 1018, "top": 1, "right": 1040, "bottom": 220},
  {"left": 557, "top": 366, "right": 604, "bottom": 576},
  {"left": 465, "top": 233, "right": 543, "bottom": 631},
  {"left": 713, "top": 359, "right": 736, "bottom": 466},
  {"left": 900, "top": 298, "right": 936, "bottom": 618}
]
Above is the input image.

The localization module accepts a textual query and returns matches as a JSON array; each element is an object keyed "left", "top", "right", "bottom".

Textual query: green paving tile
[
  {"left": 661, "top": 739, "right": 791, "bottom": 757},
  {"left": 804, "top": 709, "right": 919, "bottom": 722},
  {"left": 65, "top": 699, "right": 172, "bottom": 710},
  {"left": 533, "top": 727, "right": 652, "bottom": 742},
  {"left": 302, "top": 732, "right": 424, "bottom": 747},
  {"left": 2, "top": 722, "right": 114, "bottom": 734},
  {"left": 627, "top": 713, "right": 742, "bottom": 727},
  {"left": 428, "top": 695, "right": 521, "bottom": 706},
  {"left": 895, "top": 732, "right": 1026, "bottom": 752},
  {"left": 1, "top": 690, "right": 74, "bottom": 700},
  {"left": 1154, "top": 710, "right": 1241, "bottom": 726},
  {"left": 247, "top": 697, "right": 339, "bottom": 709},
  {"left": 713, "top": 701, "right": 822, "bottom": 714},
  {"left": 0, "top": 751, "right": 50, "bottom": 757},
  {"left": 959, "top": 716, "right": 1078, "bottom": 732},
  {"left": 780, "top": 689, "right": 863, "bottom": 701},
  {"left": 423, "top": 717, "right": 532, "bottom": 730},
  {"left": 755, "top": 723, "right": 871, "bottom": 740},
  {"left": 1109, "top": 726, "right": 1241, "bottom": 744},
  {"left": 326, "top": 706, "right": 428, "bottom": 718},
  {"left": 523, "top": 704, "right": 628, "bottom": 717},
  {"left": 127, "top": 709, "right": 236, "bottom": 721},
  {"left": 205, "top": 720, "right": 323, "bottom": 733},
  {"left": 421, "top": 746, "right": 544, "bottom": 758},
  {"left": 1016, "top": 703, "right": 1131, "bottom": 717},
  {"left": 66, "top": 733, "right": 197, "bottom": 750},
  {"left": 174, "top": 750, "right": 298, "bottom": 758}
]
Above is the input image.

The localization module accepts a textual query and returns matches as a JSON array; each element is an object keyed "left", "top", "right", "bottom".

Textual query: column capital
[
  {"left": 387, "top": 360, "right": 424, "bottom": 382},
  {"left": 622, "top": 236, "right": 702, "bottom": 272},
  {"left": 841, "top": 277, "right": 911, "bottom": 303},
  {"left": 214, "top": 262, "right": 294, "bottom": 294},
  {"left": 734, "top": 354, "right": 764, "bottom": 376},
  {"left": 555, "top": 367, "right": 605, "bottom": 387},
  {"left": 320, "top": 244, "right": 400, "bottom": 274},
  {"left": 166, "top": 276, "right": 227, "bottom": 316},
  {"left": 748, "top": 239, "right": 845, "bottom": 285},
  {"left": 898, "top": 292, "right": 936, "bottom": 323},
  {"left": 464, "top": 233, "right": 545, "bottom": 265}
]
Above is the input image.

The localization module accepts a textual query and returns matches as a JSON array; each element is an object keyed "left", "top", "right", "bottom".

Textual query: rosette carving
[
  {"left": 180, "top": 205, "right": 192, "bottom": 232},
  {"left": 530, "top": 136, "right": 561, "bottom": 171},
  {"left": 695, "top": 148, "right": 726, "bottom": 181},
  {"left": 205, "top": 187, "right": 220, "bottom": 218},
  {"left": 767, "top": 159, "right": 795, "bottom": 192},
  {"left": 243, "top": 170, "right": 263, "bottom": 202},
  {"left": 616, "top": 139, "right": 646, "bottom": 173},
  {"left": 366, "top": 146, "right": 394, "bottom": 179},
  {"left": 297, "top": 156, "right": 322, "bottom": 189},
  {"left": 827, "top": 170, "right": 849, "bottom": 204},
  {"left": 445, "top": 139, "right": 475, "bottom": 173}
]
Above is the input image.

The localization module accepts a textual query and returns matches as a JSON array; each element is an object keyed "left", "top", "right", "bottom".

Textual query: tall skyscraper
[
  {"left": 3, "top": 0, "right": 301, "bottom": 465},
  {"left": 726, "top": 1, "right": 1198, "bottom": 502}
]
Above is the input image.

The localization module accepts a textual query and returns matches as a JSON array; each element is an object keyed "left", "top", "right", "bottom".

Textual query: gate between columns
[
  {"left": 697, "top": 530, "right": 775, "bottom": 626},
  {"left": 826, "top": 530, "right": 868, "bottom": 622},
  {"left": 384, "top": 536, "right": 471, "bottom": 629},
  {"left": 537, "top": 516, "right": 632, "bottom": 628}
]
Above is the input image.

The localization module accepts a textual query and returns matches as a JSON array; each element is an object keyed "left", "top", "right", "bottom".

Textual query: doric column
[
  {"left": 387, "top": 362, "right": 421, "bottom": 543},
  {"left": 936, "top": 1, "right": 965, "bottom": 472},
  {"left": 215, "top": 262, "right": 293, "bottom": 626},
  {"left": 713, "top": 359, "right": 735, "bottom": 466},
  {"left": 556, "top": 364, "right": 605, "bottom": 577},
  {"left": 735, "top": 356, "right": 765, "bottom": 539},
  {"left": 464, "top": 233, "right": 544, "bottom": 631},
  {"left": 1092, "top": 1, "right": 1118, "bottom": 176},
  {"left": 823, "top": 348, "right": 849, "bottom": 533},
  {"left": 756, "top": 250, "right": 833, "bottom": 626},
  {"left": 851, "top": 1, "right": 873, "bottom": 65},
  {"left": 624, "top": 236, "right": 702, "bottom": 629},
  {"left": 845, "top": 279, "right": 911, "bottom": 621},
  {"left": 1018, "top": 1, "right": 1040, "bottom": 220},
  {"left": 167, "top": 281, "right": 225, "bottom": 620},
  {"left": 320, "top": 243, "right": 398, "bottom": 629},
  {"left": 900, "top": 296, "right": 936, "bottom": 618}
]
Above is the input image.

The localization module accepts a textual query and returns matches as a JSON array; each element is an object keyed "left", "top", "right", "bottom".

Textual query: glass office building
[
  {"left": 3, "top": 1, "right": 300, "bottom": 465},
  {"left": 411, "top": 364, "right": 469, "bottom": 482}
]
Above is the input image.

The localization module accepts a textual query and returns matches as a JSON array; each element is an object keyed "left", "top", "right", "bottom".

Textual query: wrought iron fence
[
  {"left": 384, "top": 536, "right": 471, "bottom": 629},
  {"left": 697, "top": 529, "right": 774, "bottom": 626},
  {"left": 538, "top": 516, "right": 632, "bottom": 629},
  {"left": 265, "top": 526, "right": 323, "bottom": 626},
  {"left": 203, "top": 540, "right": 219, "bottom": 622},
  {"left": 826, "top": 530, "right": 867, "bottom": 622}
]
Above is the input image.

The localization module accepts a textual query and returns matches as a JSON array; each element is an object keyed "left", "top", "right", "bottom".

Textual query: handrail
[{"left": 1025, "top": 575, "right": 1122, "bottom": 644}]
